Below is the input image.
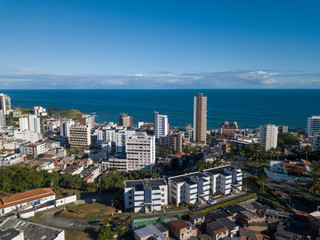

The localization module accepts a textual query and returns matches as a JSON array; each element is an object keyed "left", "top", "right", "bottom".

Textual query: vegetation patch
[
  {"left": 57, "top": 202, "right": 115, "bottom": 220},
  {"left": 191, "top": 193, "right": 257, "bottom": 214},
  {"left": 259, "top": 188, "right": 294, "bottom": 212}
]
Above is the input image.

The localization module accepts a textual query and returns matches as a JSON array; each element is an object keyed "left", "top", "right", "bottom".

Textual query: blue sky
[{"left": 0, "top": 0, "right": 319, "bottom": 89}]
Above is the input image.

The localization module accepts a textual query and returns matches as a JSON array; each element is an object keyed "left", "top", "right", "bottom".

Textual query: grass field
[{"left": 57, "top": 202, "right": 115, "bottom": 220}]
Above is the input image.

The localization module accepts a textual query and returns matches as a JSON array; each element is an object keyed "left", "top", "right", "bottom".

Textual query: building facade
[
  {"left": 193, "top": 93, "right": 207, "bottom": 144},
  {"left": 124, "top": 178, "right": 168, "bottom": 213},
  {"left": 259, "top": 124, "right": 278, "bottom": 151},
  {"left": 168, "top": 172, "right": 210, "bottom": 206},
  {"left": 69, "top": 125, "right": 91, "bottom": 147},
  {"left": 119, "top": 113, "right": 133, "bottom": 129},
  {"left": 0, "top": 94, "right": 11, "bottom": 115},
  {"left": 154, "top": 111, "right": 169, "bottom": 140},
  {"left": 308, "top": 116, "right": 320, "bottom": 137},
  {"left": 60, "top": 119, "right": 75, "bottom": 137},
  {"left": 126, "top": 132, "right": 155, "bottom": 171}
]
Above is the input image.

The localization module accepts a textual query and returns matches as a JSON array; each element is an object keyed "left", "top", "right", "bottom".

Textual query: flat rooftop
[
  {"left": 125, "top": 178, "right": 167, "bottom": 191},
  {"left": 168, "top": 172, "right": 208, "bottom": 183}
]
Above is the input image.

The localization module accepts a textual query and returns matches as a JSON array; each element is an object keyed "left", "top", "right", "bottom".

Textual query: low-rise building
[
  {"left": 36, "top": 162, "right": 55, "bottom": 172},
  {"left": 206, "top": 220, "right": 229, "bottom": 240},
  {"left": 124, "top": 178, "right": 168, "bottom": 213},
  {"left": 20, "top": 141, "right": 48, "bottom": 156},
  {"left": 0, "top": 188, "right": 56, "bottom": 216},
  {"left": 0, "top": 153, "right": 25, "bottom": 166},
  {"left": 0, "top": 217, "right": 65, "bottom": 240},
  {"left": 204, "top": 166, "right": 242, "bottom": 195},
  {"left": 60, "top": 164, "right": 84, "bottom": 175},
  {"left": 134, "top": 224, "right": 168, "bottom": 240},
  {"left": 189, "top": 212, "right": 205, "bottom": 225},
  {"left": 168, "top": 172, "right": 210, "bottom": 206},
  {"left": 168, "top": 220, "right": 197, "bottom": 240}
]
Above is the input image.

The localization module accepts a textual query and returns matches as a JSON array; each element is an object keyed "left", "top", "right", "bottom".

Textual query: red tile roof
[
  {"left": 0, "top": 188, "right": 55, "bottom": 209},
  {"left": 301, "top": 159, "right": 312, "bottom": 166},
  {"left": 283, "top": 162, "right": 308, "bottom": 174},
  {"left": 168, "top": 220, "right": 189, "bottom": 230}
]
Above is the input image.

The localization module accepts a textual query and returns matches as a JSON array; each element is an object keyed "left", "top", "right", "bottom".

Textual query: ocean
[{"left": 2, "top": 89, "right": 320, "bottom": 130}]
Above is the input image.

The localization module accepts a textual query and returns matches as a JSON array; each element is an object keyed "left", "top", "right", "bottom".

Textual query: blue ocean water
[{"left": 2, "top": 89, "right": 320, "bottom": 130}]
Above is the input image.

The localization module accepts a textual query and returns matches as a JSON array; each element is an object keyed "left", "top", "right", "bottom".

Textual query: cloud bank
[{"left": 0, "top": 69, "right": 319, "bottom": 89}]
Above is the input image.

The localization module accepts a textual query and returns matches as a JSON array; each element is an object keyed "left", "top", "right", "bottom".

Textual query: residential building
[
  {"left": 278, "top": 126, "right": 288, "bottom": 133},
  {"left": 14, "top": 130, "right": 43, "bottom": 143},
  {"left": 124, "top": 178, "right": 168, "bottom": 213},
  {"left": 126, "top": 132, "right": 155, "bottom": 171},
  {"left": 259, "top": 124, "right": 278, "bottom": 151},
  {"left": 33, "top": 106, "right": 48, "bottom": 116},
  {"left": 60, "top": 165, "right": 84, "bottom": 175},
  {"left": 60, "top": 119, "right": 75, "bottom": 137},
  {"left": 219, "top": 121, "right": 238, "bottom": 137},
  {"left": 0, "top": 153, "right": 25, "bottom": 166},
  {"left": 105, "top": 156, "right": 128, "bottom": 171},
  {"left": 168, "top": 220, "right": 197, "bottom": 240},
  {"left": 168, "top": 172, "right": 210, "bottom": 206},
  {"left": 313, "top": 133, "right": 320, "bottom": 151},
  {"left": 119, "top": 113, "right": 133, "bottom": 129},
  {"left": 206, "top": 220, "right": 229, "bottom": 240},
  {"left": 36, "top": 162, "right": 55, "bottom": 172},
  {"left": 80, "top": 166, "right": 100, "bottom": 183},
  {"left": 193, "top": 93, "right": 207, "bottom": 144},
  {"left": 19, "top": 114, "right": 42, "bottom": 133},
  {"left": 69, "top": 125, "right": 91, "bottom": 147},
  {"left": 0, "top": 217, "right": 65, "bottom": 240},
  {"left": 20, "top": 142, "right": 48, "bottom": 156},
  {"left": 134, "top": 224, "right": 168, "bottom": 240},
  {"left": 154, "top": 111, "right": 169, "bottom": 140},
  {"left": 204, "top": 166, "right": 243, "bottom": 195},
  {"left": 308, "top": 116, "right": 320, "bottom": 137},
  {"left": 0, "top": 114, "right": 6, "bottom": 128},
  {"left": 0, "top": 188, "right": 56, "bottom": 216},
  {"left": 0, "top": 93, "right": 11, "bottom": 115},
  {"left": 189, "top": 212, "right": 205, "bottom": 225},
  {"left": 77, "top": 113, "right": 95, "bottom": 128},
  {"left": 168, "top": 133, "right": 183, "bottom": 153}
]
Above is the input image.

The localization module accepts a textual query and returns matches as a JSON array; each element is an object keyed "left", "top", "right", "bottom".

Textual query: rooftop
[
  {"left": 125, "top": 178, "right": 167, "bottom": 191},
  {"left": 168, "top": 220, "right": 189, "bottom": 230},
  {"left": 0, "top": 188, "right": 55, "bottom": 210},
  {"left": 0, "top": 218, "right": 64, "bottom": 240},
  {"left": 207, "top": 221, "right": 228, "bottom": 234},
  {"left": 168, "top": 172, "right": 208, "bottom": 183},
  {"left": 134, "top": 225, "right": 167, "bottom": 240}
]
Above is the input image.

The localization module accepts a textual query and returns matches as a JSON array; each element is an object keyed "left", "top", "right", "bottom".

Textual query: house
[
  {"left": 75, "top": 158, "right": 93, "bottom": 167},
  {"left": 0, "top": 217, "right": 65, "bottom": 240},
  {"left": 0, "top": 188, "right": 56, "bottom": 216},
  {"left": 189, "top": 212, "right": 205, "bottom": 225},
  {"left": 239, "top": 210, "right": 264, "bottom": 227},
  {"left": 168, "top": 220, "right": 197, "bottom": 240},
  {"left": 80, "top": 166, "right": 100, "bottom": 183},
  {"left": 36, "top": 161, "right": 55, "bottom": 172},
  {"left": 134, "top": 224, "right": 168, "bottom": 240},
  {"left": 206, "top": 221, "right": 229, "bottom": 240},
  {"left": 60, "top": 164, "right": 84, "bottom": 175}
]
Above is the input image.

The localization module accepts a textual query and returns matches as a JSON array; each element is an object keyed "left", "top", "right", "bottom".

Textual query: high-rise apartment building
[
  {"left": 119, "top": 113, "right": 133, "bottom": 129},
  {"left": 259, "top": 124, "right": 278, "bottom": 151},
  {"left": 60, "top": 119, "right": 75, "bottom": 137},
  {"left": 308, "top": 116, "right": 320, "bottom": 137},
  {"left": 77, "top": 113, "right": 95, "bottom": 128},
  {"left": 0, "top": 94, "right": 11, "bottom": 115},
  {"left": 153, "top": 111, "right": 168, "bottom": 140},
  {"left": 126, "top": 132, "right": 155, "bottom": 171},
  {"left": 193, "top": 93, "right": 207, "bottom": 144},
  {"left": 69, "top": 125, "right": 91, "bottom": 147},
  {"left": 19, "top": 115, "right": 42, "bottom": 133}
]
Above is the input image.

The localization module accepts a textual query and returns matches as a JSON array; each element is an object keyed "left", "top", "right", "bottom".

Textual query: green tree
[
  {"left": 304, "top": 145, "right": 314, "bottom": 161},
  {"left": 156, "top": 147, "right": 168, "bottom": 158},
  {"left": 170, "top": 158, "right": 180, "bottom": 171},
  {"left": 277, "top": 132, "right": 299, "bottom": 149}
]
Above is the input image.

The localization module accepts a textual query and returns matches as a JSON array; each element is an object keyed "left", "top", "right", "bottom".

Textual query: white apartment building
[
  {"left": 60, "top": 119, "right": 75, "bottom": 137},
  {"left": 0, "top": 94, "right": 11, "bottom": 115},
  {"left": 154, "top": 111, "right": 168, "bottom": 139},
  {"left": 69, "top": 125, "right": 91, "bottom": 147},
  {"left": 0, "top": 153, "right": 24, "bottom": 166},
  {"left": 308, "top": 116, "right": 320, "bottom": 137},
  {"left": 20, "top": 142, "right": 48, "bottom": 156},
  {"left": 168, "top": 172, "right": 210, "bottom": 206},
  {"left": 193, "top": 93, "right": 207, "bottom": 144},
  {"left": 126, "top": 132, "right": 155, "bottom": 171},
  {"left": 124, "top": 178, "right": 168, "bottom": 213},
  {"left": 204, "top": 166, "right": 242, "bottom": 195},
  {"left": 97, "top": 126, "right": 135, "bottom": 153},
  {"left": 259, "top": 124, "right": 278, "bottom": 151},
  {"left": 19, "top": 114, "right": 42, "bottom": 133},
  {"left": 33, "top": 106, "right": 48, "bottom": 116},
  {"left": 14, "top": 130, "right": 43, "bottom": 143}
]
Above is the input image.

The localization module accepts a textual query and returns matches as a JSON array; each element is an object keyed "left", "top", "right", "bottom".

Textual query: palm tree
[{"left": 304, "top": 145, "right": 314, "bottom": 161}]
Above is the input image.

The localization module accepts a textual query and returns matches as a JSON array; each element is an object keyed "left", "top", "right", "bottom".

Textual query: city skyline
[{"left": 0, "top": 1, "right": 320, "bottom": 89}]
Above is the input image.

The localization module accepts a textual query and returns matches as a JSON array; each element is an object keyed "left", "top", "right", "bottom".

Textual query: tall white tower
[
  {"left": 259, "top": 124, "right": 278, "bottom": 151},
  {"left": 153, "top": 111, "right": 168, "bottom": 140},
  {"left": 308, "top": 116, "right": 320, "bottom": 137}
]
